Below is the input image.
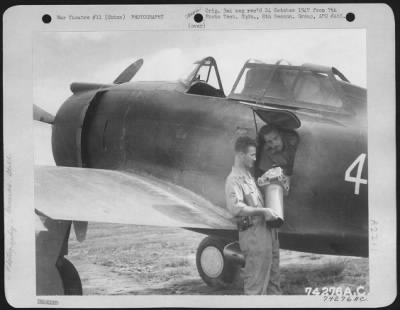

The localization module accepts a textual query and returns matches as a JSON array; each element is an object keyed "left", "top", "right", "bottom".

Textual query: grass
[{"left": 67, "top": 223, "right": 369, "bottom": 295}]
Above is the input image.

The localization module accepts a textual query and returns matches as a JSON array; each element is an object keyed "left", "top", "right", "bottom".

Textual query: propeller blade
[
  {"left": 113, "top": 58, "right": 144, "bottom": 84},
  {"left": 73, "top": 221, "right": 88, "bottom": 242},
  {"left": 33, "top": 105, "right": 54, "bottom": 124}
]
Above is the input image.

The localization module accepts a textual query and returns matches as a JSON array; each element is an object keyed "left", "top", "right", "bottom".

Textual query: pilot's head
[
  {"left": 234, "top": 136, "right": 257, "bottom": 170},
  {"left": 259, "top": 124, "right": 283, "bottom": 154}
]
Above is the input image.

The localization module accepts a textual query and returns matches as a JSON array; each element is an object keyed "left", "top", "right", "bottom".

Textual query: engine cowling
[{"left": 52, "top": 87, "right": 106, "bottom": 167}]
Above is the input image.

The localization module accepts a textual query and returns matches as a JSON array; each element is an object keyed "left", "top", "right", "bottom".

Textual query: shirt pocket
[{"left": 242, "top": 182, "right": 258, "bottom": 207}]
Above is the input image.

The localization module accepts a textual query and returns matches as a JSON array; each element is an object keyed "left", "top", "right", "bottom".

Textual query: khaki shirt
[{"left": 225, "top": 166, "right": 264, "bottom": 217}]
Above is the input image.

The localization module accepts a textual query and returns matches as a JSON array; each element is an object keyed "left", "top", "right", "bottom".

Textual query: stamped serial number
[
  {"left": 304, "top": 285, "right": 366, "bottom": 301},
  {"left": 322, "top": 295, "right": 367, "bottom": 302}
]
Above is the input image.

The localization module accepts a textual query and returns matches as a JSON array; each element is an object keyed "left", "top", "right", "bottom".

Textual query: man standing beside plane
[{"left": 225, "top": 136, "right": 281, "bottom": 295}]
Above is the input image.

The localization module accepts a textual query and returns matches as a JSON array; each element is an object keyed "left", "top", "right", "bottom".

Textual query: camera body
[{"left": 236, "top": 216, "right": 253, "bottom": 231}]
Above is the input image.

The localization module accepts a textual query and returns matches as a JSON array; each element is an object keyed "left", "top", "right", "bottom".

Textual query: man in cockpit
[{"left": 256, "top": 124, "right": 299, "bottom": 179}]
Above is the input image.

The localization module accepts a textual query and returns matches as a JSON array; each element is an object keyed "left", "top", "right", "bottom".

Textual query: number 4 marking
[{"left": 345, "top": 153, "right": 368, "bottom": 195}]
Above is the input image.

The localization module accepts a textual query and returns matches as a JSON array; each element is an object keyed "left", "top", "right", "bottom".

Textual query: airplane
[{"left": 34, "top": 56, "right": 368, "bottom": 295}]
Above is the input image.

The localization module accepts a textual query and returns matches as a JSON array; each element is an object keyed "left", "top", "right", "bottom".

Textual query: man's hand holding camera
[{"left": 258, "top": 166, "right": 290, "bottom": 195}]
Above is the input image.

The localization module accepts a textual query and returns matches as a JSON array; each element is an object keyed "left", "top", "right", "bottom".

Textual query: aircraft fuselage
[{"left": 51, "top": 79, "right": 368, "bottom": 256}]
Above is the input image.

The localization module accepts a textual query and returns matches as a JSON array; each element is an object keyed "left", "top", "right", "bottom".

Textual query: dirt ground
[{"left": 67, "top": 223, "right": 369, "bottom": 295}]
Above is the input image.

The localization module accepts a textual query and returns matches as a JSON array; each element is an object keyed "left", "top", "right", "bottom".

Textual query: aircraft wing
[{"left": 35, "top": 165, "right": 236, "bottom": 230}]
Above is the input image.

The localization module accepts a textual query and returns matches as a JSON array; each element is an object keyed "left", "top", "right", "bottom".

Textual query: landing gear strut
[
  {"left": 56, "top": 257, "right": 83, "bottom": 295},
  {"left": 36, "top": 218, "right": 83, "bottom": 295}
]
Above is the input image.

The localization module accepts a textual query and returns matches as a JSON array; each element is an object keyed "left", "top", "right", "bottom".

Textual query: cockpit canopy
[{"left": 229, "top": 59, "right": 352, "bottom": 112}]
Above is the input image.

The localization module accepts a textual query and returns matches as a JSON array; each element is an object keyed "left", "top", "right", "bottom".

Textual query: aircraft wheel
[
  {"left": 196, "top": 236, "right": 237, "bottom": 288},
  {"left": 56, "top": 257, "right": 83, "bottom": 295}
]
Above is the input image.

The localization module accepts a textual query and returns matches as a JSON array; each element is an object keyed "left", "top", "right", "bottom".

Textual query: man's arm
[
  {"left": 238, "top": 206, "right": 277, "bottom": 219},
  {"left": 225, "top": 177, "right": 277, "bottom": 220}
]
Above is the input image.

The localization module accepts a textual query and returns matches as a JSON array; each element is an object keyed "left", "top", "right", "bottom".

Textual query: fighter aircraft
[{"left": 34, "top": 56, "right": 368, "bottom": 295}]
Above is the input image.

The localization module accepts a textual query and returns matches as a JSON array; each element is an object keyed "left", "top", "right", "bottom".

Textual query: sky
[{"left": 33, "top": 29, "right": 366, "bottom": 165}]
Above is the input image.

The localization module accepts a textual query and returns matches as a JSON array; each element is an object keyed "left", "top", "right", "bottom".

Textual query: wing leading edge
[{"left": 34, "top": 166, "right": 236, "bottom": 230}]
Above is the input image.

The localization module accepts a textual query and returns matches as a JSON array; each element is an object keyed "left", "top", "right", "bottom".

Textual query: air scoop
[{"left": 70, "top": 58, "right": 144, "bottom": 93}]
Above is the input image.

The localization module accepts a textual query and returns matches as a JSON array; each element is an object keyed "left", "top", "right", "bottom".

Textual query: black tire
[
  {"left": 196, "top": 236, "right": 237, "bottom": 288},
  {"left": 56, "top": 257, "right": 83, "bottom": 295}
]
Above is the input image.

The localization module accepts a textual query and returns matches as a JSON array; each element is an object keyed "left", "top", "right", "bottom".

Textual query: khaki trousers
[{"left": 239, "top": 219, "right": 281, "bottom": 295}]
